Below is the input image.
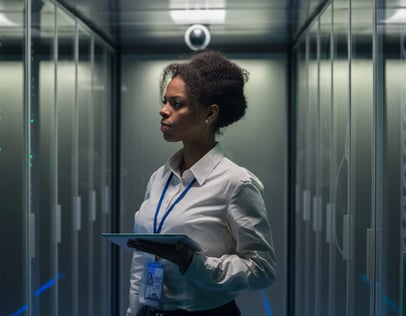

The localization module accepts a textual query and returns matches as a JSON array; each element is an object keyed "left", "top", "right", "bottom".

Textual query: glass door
[
  {"left": 0, "top": 0, "right": 115, "bottom": 315},
  {"left": 376, "top": 0, "right": 405, "bottom": 314},
  {"left": 0, "top": 1, "right": 26, "bottom": 314},
  {"left": 293, "top": 1, "right": 375, "bottom": 315}
]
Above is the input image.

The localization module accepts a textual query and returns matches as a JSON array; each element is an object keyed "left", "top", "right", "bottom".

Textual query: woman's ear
[{"left": 206, "top": 104, "right": 219, "bottom": 123}]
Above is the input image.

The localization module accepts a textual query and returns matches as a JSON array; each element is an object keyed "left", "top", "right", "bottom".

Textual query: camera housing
[{"left": 184, "top": 24, "right": 211, "bottom": 51}]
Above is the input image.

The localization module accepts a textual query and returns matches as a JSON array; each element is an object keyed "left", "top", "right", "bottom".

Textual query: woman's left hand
[{"left": 127, "top": 239, "right": 193, "bottom": 273}]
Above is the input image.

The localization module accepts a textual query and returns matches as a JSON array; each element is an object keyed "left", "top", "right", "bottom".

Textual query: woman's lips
[{"left": 160, "top": 122, "right": 171, "bottom": 132}]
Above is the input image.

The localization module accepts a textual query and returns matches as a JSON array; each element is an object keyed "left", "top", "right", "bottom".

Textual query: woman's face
[{"left": 159, "top": 76, "right": 208, "bottom": 143}]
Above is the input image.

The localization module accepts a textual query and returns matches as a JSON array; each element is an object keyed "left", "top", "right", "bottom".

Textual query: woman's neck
[{"left": 180, "top": 140, "right": 216, "bottom": 175}]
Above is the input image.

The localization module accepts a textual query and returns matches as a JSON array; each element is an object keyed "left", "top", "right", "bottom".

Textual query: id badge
[{"left": 144, "top": 261, "right": 165, "bottom": 301}]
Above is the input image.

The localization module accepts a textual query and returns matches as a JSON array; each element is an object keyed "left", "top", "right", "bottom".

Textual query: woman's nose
[{"left": 159, "top": 103, "right": 170, "bottom": 118}]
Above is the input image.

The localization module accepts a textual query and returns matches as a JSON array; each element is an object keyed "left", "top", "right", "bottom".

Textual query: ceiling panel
[
  {"left": 36, "top": 0, "right": 329, "bottom": 52},
  {"left": 111, "top": 0, "right": 294, "bottom": 51},
  {"left": 50, "top": 0, "right": 326, "bottom": 51},
  {"left": 7, "top": 0, "right": 403, "bottom": 52}
]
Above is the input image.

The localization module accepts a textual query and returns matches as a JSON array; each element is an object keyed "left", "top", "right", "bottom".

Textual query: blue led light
[
  {"left": 9, "top": 274, "right": 62, "bottom": 316},
  {"left": 360, "top": 274, "right": 372, "bottom": 287},
  {"left": 361, "top": 273, "right": 400, "bottom": 314},
  {"left": 384, "top": 295, "right": 400, "bottom": 314},
  {"left": 34, "top": 278, "right": 56, "bottom": 296},
  {"left": 260, "top": 289, "right": 273, "bottom": 316},
  {"left": 9, "top": 304, "right": 28, "bottom": 316}
]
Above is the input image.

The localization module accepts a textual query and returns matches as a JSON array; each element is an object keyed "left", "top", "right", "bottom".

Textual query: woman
[{"left": 127, "top": 50, "right": 276, "bottom": 316}]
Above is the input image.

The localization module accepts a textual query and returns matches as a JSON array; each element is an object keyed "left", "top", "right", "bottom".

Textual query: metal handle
[
  {"left": 326, "top": 203, "right": 335, "bottom": 243},
  {"left": 29, "top": 213, "right": 36, "bottom": 259},
  {"left": 303, "top": 190, "right": 311, "bottom": 221},
  {"left": 89, "top": 190, "right": 96, "bottom": 222},
  {"left": 73, "top": 196, "right": 81, "bottom": 231},
  {"left": 343, "top": 214, "right": 350, "bottom": 260},
  {"left": 313, "top": 196, "right": 322, "bottom": 232},
  {"left": 102, "top": 186, "right": 109, "bottom": 214},
  {"left": 56, "top": 204, "right": 61, "bottom": 243}
]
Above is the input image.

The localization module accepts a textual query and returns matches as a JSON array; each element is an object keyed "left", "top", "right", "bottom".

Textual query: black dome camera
[{"left": 184, "top": 24, "right": 211, "bottom": 51}]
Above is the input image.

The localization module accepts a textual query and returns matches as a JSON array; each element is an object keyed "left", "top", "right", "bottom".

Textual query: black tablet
[{"left": 102, "top": 233, "right": 204, "bottom": 252}]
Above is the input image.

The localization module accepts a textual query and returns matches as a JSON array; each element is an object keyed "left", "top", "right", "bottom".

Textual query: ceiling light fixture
[
  {"left": 384, "top": 8, "right": 406, "bottom": 23},
  {"left": 0, "top": 13, "right": 18, "bottom": 27},
  {"left": 170, "top": 9, "right": 225, "bottom": 25},
  {"left": 169, "top": 0, "right": 226, "bottom": 25}
]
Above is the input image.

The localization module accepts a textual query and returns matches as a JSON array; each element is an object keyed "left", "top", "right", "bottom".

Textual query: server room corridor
[{"left": 0, "top": 0, "right": 404, "bottom": 315}]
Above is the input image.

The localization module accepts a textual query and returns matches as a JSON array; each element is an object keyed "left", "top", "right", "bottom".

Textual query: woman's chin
[{"left": 162, "top": 134, "right": 179, "bottom": 142}]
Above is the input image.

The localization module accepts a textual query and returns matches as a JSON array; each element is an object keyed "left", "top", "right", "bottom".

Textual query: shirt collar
[{"left": 164, "top": 143, "right": 224, "bottom": 185}]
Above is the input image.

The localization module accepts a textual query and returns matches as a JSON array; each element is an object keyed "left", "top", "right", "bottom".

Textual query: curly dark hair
[{"left": 159, "top": 50, "right": 249, "bottom": 133}]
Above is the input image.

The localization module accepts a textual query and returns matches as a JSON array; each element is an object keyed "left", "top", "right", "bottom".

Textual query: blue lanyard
[{"left": 153, "top": 173, "right": 197, "bottom": 233}]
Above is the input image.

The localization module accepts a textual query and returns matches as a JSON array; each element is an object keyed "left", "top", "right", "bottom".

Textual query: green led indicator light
[{"left": 30, "top": 118, "right": 35, "bottom": 123}]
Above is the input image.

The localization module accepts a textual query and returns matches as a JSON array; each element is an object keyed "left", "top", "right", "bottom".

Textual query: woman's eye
[
  {"left": 162, "top": 97, "right": 185, "bottom": 109},
  {"left": 172, "top": 100, "right": 183, "bottom": 109}
]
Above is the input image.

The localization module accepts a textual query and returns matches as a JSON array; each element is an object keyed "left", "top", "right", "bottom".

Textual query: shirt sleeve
[{"left": 184, "top": 177, "right": 277, "bottom": 293}]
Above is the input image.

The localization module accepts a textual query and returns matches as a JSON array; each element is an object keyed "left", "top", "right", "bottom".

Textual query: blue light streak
[
  {"left": 361, "top": 274, "right": 400, "bottom": 314},
  {"left": 34, "top": 279, "right": 55, "bottom": 296},
  {"left": 383, "top": 295, "right": 400, "bottom": 314},
  {"left": 260, "top": 289, "right": 273, "bottom": 316},
  {"left": 9, "top": 273, "right": 62, "bottom": 316},
  {"left": 9, "top": 305, "right": 28, "bottom": 316}
]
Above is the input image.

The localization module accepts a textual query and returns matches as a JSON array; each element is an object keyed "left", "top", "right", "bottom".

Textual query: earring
[{"left": 205, "top": 119, "right": 209, "bottom": 124}]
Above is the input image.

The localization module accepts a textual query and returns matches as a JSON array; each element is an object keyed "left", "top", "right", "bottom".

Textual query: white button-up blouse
[{"left": 127, "top": 144, "right": 276, "bottom": 314}]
